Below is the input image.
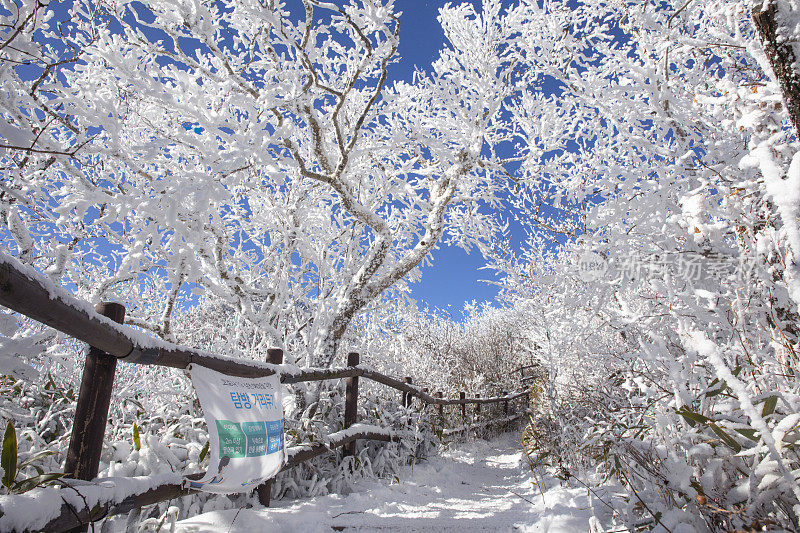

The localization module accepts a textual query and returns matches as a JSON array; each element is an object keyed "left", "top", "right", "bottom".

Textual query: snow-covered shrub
[
  {"left": 496, "top": 0, "right": 800, "bottom": 529},
  {"left": 377, "top": 303, "right": 533, "bottom": 398}
]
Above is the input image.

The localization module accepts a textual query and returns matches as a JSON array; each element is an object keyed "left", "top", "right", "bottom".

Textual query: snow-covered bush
[{"left": 495, "top": 0, "right": 800, "bottom": 530}]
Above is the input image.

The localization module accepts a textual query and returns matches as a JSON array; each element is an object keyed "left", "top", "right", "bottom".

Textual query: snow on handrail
[{"left": 0, "top": 253, "right": 529, "bottom": 405}]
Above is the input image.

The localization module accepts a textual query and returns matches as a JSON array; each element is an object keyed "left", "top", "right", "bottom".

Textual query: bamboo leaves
[
  {"left": 1, "top": 422, "right": 63, "bottom": 494},
  {"left": 2, "top": 421, "right": 17, "bottom": 489}
]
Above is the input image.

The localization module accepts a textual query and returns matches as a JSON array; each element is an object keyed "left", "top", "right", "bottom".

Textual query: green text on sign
[{"left": 216, "top": 420, "right": 246, "bottom": 458}]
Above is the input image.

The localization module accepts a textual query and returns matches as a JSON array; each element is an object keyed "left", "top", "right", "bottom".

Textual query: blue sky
[{"left": 393, "top": 0, "right": 507, "bottom": 316}]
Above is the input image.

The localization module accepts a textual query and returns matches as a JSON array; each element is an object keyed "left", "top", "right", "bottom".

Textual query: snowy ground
[{"left": 174, "top": 435, "right": 614, "bottom": 532}]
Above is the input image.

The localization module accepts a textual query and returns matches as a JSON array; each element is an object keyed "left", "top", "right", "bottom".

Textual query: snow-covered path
[{"left": 175, "top": 436, "right": 603, "bottom": 532}]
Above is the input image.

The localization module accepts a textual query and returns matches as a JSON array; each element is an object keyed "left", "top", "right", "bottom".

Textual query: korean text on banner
[{"left": 186, "top": 364, "right": 285, "bottom": 494}]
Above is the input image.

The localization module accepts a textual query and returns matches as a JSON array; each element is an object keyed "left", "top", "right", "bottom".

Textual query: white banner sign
[{"left": 186, "top": 364, "right": 285, "bottom": 494}]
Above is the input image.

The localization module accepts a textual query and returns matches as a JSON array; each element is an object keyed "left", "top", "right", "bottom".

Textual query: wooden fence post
[
  {"left": 343, "top": 352, "right": 359, "bottom": 457},
  {"left": 436, "top": 392, "right": 443, "bottom": 417},
  {"left": 459, "top": 391, "right": 466, "bottom": 424},
  {"left": 503, "top": 390, "right": 508, "bottom": 416},
  {"left": 266, "top": 348, "right": 284, "bottom": 365},
  {"left": 63, "top": 302, "right": 124, "bottom": 533},
  {"left": 475, "top": 393, "right": 480, "bottom": 417},
  {"left": 257, "top": 348, "right": 283, "bottom": 507},
  {"left": 64, "top": 302, "right": 125, "bottom": 482},
  {"left": 403, "top": 376, "right": 413, "bottom": 407},
  {"left": 421, "top": 387, "right": 428, "bottom": 410}
]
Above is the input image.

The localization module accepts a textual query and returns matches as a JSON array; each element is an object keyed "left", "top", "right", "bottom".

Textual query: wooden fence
[{"left": 0, "top": 255, "right": 531, "bottom": 532}]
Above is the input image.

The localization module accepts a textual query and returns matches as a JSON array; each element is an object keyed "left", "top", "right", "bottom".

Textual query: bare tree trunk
[{"left": 752, "top": 1, "right": 800, "bottom": 136}]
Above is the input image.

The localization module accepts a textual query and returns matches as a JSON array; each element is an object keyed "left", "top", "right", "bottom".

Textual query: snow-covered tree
[
  {"left": 488, "top": 0, "right": 800, "bottom": 529},
  {"left": 1, "top": 0, "right": 532, "bottom": 368}
]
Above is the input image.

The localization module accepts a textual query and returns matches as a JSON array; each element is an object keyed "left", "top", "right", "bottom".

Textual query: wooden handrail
[
  {"left": 0, "top": 254, "right": 527, "bottom": 405},
  {"left": 442, "top": 409, "right": 530, "bottom": 436}
]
